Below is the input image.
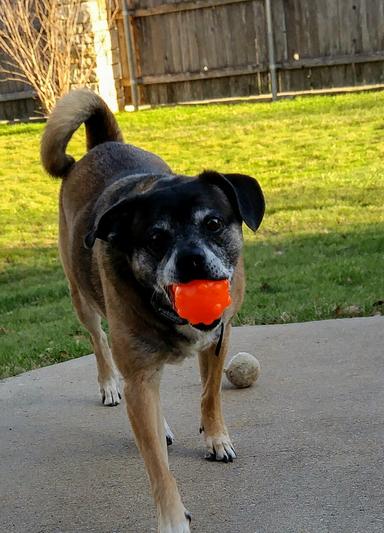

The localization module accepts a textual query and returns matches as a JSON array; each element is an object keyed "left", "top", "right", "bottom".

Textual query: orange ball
[{"left": 171, "top": 279, "right": 232, "bottom": 325}]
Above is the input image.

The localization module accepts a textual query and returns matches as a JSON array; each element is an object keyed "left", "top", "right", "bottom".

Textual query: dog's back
[{"left": 41, "top": 89, "right": 171, "bottom": 312}]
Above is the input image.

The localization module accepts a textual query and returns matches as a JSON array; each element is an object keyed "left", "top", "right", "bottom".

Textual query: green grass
[{"left": 1, "top": 91, "right": 384, "bottom": 378}]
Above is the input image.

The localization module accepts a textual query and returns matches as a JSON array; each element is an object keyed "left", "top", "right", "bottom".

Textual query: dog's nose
[{"left": 175, "top": 247, "right": 208, "bottom": 282}]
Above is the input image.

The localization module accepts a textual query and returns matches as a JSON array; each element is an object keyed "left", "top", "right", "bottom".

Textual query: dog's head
[{"left": 85, "top": 171, "right": 265, "bottom": 327}]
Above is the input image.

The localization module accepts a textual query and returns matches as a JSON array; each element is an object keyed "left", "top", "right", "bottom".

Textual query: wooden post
[
  {"left": 121, "top": 0, "right": 139, "bottom": 110},
  {"left": 265, "top": 0, "right": 278, "bottom": 101}
]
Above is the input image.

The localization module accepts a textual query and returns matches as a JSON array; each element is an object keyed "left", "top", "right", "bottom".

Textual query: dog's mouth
[
  {"left": 165, "top": 284, "right": 223, "bottom": 331},
  {"left": 151, "top": 285, "right": 221, "bottom": 331},
  {"left": 191, "top": 319, "right": 221, "bottom": 331},
  {"left": 151, "top": 288, "right": 187, "bottom": 326}
]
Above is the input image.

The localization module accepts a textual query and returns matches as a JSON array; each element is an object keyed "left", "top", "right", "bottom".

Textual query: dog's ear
[
  {"left": 199, "top": 171, "right": 265, "bottom": 231},
  {"left": 84, "top": 197, "right": 137, "bottom": 249}
]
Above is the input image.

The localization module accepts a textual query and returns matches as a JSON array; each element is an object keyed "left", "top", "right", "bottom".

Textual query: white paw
[
  {"left": 99, "top": 376, "right": 121, "bottom": 406},
  {"left": 204, "top": 433, "right": 236, "bottom": 462},
  {"left": 164, "top": 418, "right": 175, "bottom": 446},
  {"left": 159, "top": 510, "right": 191, "bottom": 532}
]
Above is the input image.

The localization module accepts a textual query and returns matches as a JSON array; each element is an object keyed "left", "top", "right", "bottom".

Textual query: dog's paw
[
  {"left": 203, "top": 432, "right": 236, "bottom": 463},
  {"left": 100, "top": 376, "right": 121, "bottom": 406},
  {"left": 159, "top": 510, "right": 191, "bottom": 533},
  {"left": 164, "top": 418, "right": 175, "bottom": 446}
]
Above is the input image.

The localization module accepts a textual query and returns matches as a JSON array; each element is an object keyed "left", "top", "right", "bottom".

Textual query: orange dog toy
[{"left": 171, "top": 279, "right": 232, "bottom": 325}]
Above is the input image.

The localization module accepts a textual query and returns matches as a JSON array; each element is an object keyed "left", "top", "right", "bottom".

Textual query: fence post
[
  {"left": 121, "top": 0, "right": 139, "bottom": 110},
  {"left": 87, "top": 0, "right": 119, "bottom": 112},
  {"left": 265, "top": 0, "right": 278, "bottom": 101}
]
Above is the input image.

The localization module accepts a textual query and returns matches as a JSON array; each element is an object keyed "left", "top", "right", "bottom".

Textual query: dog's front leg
[
  {"left": 198, "top": 324, "right": 236, "bottom": 462},
  {"left": 124, "top": 367, "right": 191, "bottom": 532}
]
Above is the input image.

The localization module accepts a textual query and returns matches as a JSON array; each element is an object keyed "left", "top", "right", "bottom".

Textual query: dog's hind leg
[
  {"left": 70, "top": 286, "right": 121, "bottom": 406},
  {"left": 198, "top": 324, "right": 236, "bottom": 462}
]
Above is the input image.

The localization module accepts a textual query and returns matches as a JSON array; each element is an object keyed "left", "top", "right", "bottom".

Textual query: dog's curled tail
[{"left": 41, "top": 89, "right": 123, "bottom": 178}]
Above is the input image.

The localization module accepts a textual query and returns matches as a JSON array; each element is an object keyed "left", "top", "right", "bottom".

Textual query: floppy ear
[
  {"left": 199, "top": 171, "right": 265, "bottom": 231},
  {"left": 84, "top": 197, "right": 135, "bottom": 249}
]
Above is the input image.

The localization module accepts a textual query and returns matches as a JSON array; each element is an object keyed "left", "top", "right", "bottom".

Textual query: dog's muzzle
[
  {"left": 149, "top": 290, "right": 185, "bottom": 325},
  {"left": 151, "top": 289, "right": 221, "bottom": 331}
]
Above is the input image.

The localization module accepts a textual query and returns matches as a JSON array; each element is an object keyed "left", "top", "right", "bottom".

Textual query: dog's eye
[
  {"left": 147, "top": 229, "right": 170, "bottom": 254},
  {"left": 204, "top": 216, "right": 224, "bottom": 233}
]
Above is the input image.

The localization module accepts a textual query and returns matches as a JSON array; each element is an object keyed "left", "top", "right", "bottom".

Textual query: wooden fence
[
  {"left": 2, "top": 0, "right": 384, "bottom": 118},
  {"left": 0, "top": 51, "right": 39, "bottom": 120},
  {"left": 0, "top": 86, "right": 38, "bottom": 121},
  {"left": 115, "top": 0, "right": 384, "bottom": 106}
]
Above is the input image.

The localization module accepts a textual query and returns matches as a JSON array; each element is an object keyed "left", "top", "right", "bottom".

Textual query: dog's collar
[{"left": 215, "top": 322, "right": 225, "bottom": 356}]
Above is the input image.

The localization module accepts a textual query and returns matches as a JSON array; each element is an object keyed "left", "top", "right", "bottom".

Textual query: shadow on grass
[
  {"left": 237, "top": 224, "right": 384, "bottom": 325},
  {"left": 1, "top": 225, "right": 383, "bottom": 378},
  {"left": 0, "top": 246, "right": 91, "bottom": 379}
]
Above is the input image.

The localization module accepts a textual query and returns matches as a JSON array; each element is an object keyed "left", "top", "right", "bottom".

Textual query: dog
[{"left": 41, "top": 89, "right": 265, "bottom": 532}]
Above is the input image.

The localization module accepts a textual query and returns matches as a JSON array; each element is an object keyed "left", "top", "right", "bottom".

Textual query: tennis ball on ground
[{"left": 224, "top": 352, "right": 261, "bottom": 388}]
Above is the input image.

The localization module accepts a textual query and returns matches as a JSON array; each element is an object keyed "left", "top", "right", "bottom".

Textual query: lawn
[{"left": 1, "top": 91, "right": 383, "bottom": 378}]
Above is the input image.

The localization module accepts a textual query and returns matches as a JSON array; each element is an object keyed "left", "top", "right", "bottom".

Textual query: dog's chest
[
  {"left": 134, "top": 323, "right": 220, "bottom": 365},
  {"left": 176, "top": 324, "right": 220, "bottom": 358}
]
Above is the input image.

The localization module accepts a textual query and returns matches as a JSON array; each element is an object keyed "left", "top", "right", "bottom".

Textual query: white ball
[{"left": 225, "top": 352, "right": 261, "bottom": 388}]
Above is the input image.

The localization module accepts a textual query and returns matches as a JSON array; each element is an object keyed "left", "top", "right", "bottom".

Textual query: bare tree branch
[{"left": 0, "top": 0, "right": 100, "bottom": 113}]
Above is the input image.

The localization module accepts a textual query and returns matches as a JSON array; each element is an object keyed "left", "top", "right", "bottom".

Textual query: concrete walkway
[{"left": 1, "top": 317, "right": 383, "bottom": 533}]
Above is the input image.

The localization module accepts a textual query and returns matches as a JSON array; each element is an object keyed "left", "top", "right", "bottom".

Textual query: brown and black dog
[{"left": 41, "top": 89, "right": 265, "bottom": 532}]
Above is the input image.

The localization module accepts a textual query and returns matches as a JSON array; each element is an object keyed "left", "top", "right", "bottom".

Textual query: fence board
[
  {"left": 116, "top": 0, "right": 384, "bottom": 106},
  {"left": 132, "top": 0, "right": 252, "bottom": 17},
  {"left": 276, "top": 0, "right": 384, "bottom": 94},
  {"left": 0, "top": 51, "right": 40, "bottom": 120},
  {"left": 130, "top": 0, "right": 270, "bottom": 104}
]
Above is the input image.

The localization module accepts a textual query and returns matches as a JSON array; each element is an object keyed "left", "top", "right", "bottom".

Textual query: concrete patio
[{"left": 1, "top": 317, "right": 383, "bottom": 532}]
